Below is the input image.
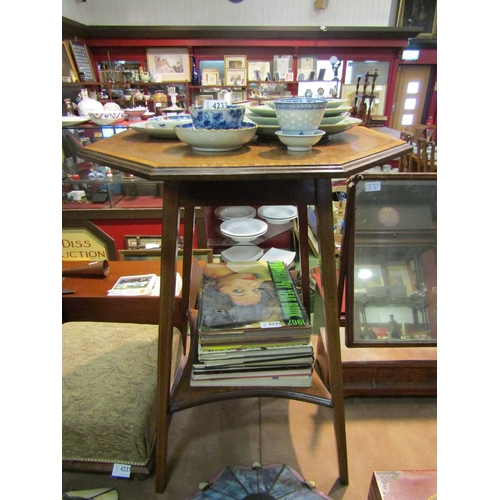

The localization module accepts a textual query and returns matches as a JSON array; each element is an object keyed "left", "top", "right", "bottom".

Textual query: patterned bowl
[
  {"left": 189, "top": 105, "right": 246, "bottom": 130},
  {"left": 147, "top": 115, "right": 192, "bottom": 129},
  {"left": 124, "top": 107, "right": 148, "bottom": 122},
  {"left": 274, "top": 98, "right": 327, "bottom": 135},
  {"left": 88, "top": 110, "right": 125, "bottom": 126}
]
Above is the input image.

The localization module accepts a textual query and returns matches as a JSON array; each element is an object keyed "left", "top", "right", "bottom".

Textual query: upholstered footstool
[{"left": 62, "top": 321, "right": 184, "bottom": 475}]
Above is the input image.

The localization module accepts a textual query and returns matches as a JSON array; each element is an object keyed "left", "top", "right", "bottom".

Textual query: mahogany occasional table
[{"left": 79, "top": 126, "right": 410, "bottom": 493}]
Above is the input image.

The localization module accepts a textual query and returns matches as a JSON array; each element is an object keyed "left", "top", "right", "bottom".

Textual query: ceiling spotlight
[
  {"left": 320, "top": 26, "right": 327, "bottom": 32},
  {"left": 229, "top": 0, "right": 243, "bottom": 3}
]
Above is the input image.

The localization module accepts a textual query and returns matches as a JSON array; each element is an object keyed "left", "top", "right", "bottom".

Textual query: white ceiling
[{"left": 62, "top": 0, "right": 400, "bottom": 28}]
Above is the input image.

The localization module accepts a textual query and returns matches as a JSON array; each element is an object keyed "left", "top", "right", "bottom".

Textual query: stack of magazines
[{"left": 191, "top": 261, "right": 313, "bottom": 387}]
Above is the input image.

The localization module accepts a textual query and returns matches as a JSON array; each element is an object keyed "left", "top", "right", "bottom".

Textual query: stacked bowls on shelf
[
  {"left": 215, "top": 205, "right": 298, "bottom": 262},
  {"left": 220, "top": 218, "right": 268, "bottom": 243},
  {"left": 257, "top": 205, "right": 298, "bottom": 225},
  {"left": 245, "top": 97, "right": 362, "bottom": 150},
  {"left": 174, "top": 105, "right": 257, "bottom": 152}
]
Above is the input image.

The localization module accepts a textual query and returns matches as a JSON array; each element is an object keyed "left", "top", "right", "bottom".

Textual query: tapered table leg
[
  {"left": 315, "top": 178, "right": 349, "bottom": 485},
  {"left": 155, "top": 181, "right": 181, "bottom": 493}
]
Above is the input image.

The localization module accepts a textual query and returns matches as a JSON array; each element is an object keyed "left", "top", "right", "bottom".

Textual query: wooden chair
[
  {"left": 398, "top": 131, "right": 414, "bottom": 172},
  {"left": 415, "top": 137, "right": 437, "bottom": 172}
]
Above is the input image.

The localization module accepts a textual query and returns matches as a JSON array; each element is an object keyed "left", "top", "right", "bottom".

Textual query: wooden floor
[{"left": 62, "top": 392, "right": 437, "bottom": 499}]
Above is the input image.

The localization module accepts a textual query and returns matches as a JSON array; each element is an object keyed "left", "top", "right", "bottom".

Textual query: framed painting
[
  {"left": 201, "top": 68, "right": 219, "bottom": 86},
  {"left": 247, "top": 61, "right": 271, "bottom": 82},
  {"left": 147, "top": 48, "right": 191, "bottom": 82},
  {"left": 192, "top": 92, "right": 217, "bottom": 106},
  {"left": 397, "top": 0, "right": 437, "bottom": 33},
  {"left": 224, "top": 55, "right": 247, "bottom": 85},
  {"left": 297, "top": 56, "right": 317, "bottom": 80},
  {"left": 273, "top": 55, "right": 293, "bottom": 80},
  {"left": 225, "top": 69, "right": 246, "bottom": 86}
]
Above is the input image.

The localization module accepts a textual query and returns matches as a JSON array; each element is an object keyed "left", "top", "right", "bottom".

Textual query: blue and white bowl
[
  {"left": 274, "top": 98, "right": 327, "bottom": 136},
  {"left": 189, "top": 105, "right": 246, "bottom": 130}
]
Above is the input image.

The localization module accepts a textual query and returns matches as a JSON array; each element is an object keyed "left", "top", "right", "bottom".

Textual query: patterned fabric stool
[{"left": 62, "top": 321, "right": 184, "bottom": 475}]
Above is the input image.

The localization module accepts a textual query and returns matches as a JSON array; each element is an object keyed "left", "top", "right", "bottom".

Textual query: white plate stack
[
  {"left": 257, "top": 205, "right": 298, "bottom": 225},
  {"left": 220, "top": 218, "right": 268, "bottom": 242}
]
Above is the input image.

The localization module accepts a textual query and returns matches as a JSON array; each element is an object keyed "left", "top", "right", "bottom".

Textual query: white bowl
[
  {"left": 189, "top": 105, "right": 246, "bottom": 130},
  {"left": 175, "top": 123, "right": 257, "bottom": 152},
  {"left": 77, "top": 98, "right": 104, "bottom": 117},
  {"left": 214, "top": 206, "right": 256, "bottom": 220},
  {"left": 220, "top": 218, "right": 268, "bottom": 238},
  {"left": 274, "top": 98, "right": 327, "bottom": 136},
  {"left": 88, "top": 110, "right": 125, "bottom": 126},
  {"left": 147, "top": 115, "right": 192, "bottom": 129},
  {"left": 103, "top": 102, "right": 122, "bottom": 111},
  {"left": 258, "top": 205, "right": 298, "bottom": 219},
  {"left": 275, "top": 130, "right": 325, "bottom": 151}
]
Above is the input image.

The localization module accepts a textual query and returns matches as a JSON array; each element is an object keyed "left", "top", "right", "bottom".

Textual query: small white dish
[
  {"left": 175, "top": 123, "right": 257, "bottom": 152},
  {"left": 129, "top": 121, "right": 181, "bottom": 139},
  {"left": 220, "top": 218, "right": 268, "bottom": 237},
  {"left": 221, "top": 243, "right": 264, "bottom": 262},
  {"left": 214, "top": 206, "right": 256, "bottom": 220},
  {"left": 275, "top": 130, "right": 325, "bottom": 152},
  {"left": 147, "top": 115, "right": 192, "bottom": 129}
]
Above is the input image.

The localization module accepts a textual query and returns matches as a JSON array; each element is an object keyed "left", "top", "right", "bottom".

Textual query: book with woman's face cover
[{"left": 197, "top": 260, "right": 311, "bottom": 346}]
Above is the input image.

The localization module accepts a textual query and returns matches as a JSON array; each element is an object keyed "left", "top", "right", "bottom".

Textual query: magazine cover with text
[{"left": 197, "top": 261, "right": 311, "bottom": 340}]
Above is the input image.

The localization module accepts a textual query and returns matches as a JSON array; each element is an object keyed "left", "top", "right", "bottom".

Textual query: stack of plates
[
  {"left": 257, "top": 205, "right": 298, "bottom": 225},
  {"left": 220, "top": 218, "right": 268, "bottom": 242},
  {"left": 214, "top": 206, "right": 256, "bottom": 220},
  {"left": 221, "top": 243, "right": 264, "bottom": 262}
]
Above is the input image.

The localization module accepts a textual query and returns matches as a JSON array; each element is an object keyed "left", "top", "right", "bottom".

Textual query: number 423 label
[
  {"left": 112, "top": 463, "right": 131, "bottom": 478},
  {"left": 203, "top": 99, "right": 227, "bottom": 109}
]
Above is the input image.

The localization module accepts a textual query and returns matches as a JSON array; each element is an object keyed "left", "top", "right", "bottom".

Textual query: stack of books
[{"left": 191, "top": 260, "right": 313, "bottom": 387}]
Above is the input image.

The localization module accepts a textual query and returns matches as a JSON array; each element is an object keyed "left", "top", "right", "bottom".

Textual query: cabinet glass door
[{"left": 342, "top": 173, "right": 437, "bottom": 347}]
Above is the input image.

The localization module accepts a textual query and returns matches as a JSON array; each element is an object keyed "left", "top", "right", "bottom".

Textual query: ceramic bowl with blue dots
[{"left": 274, "top": 98, "right": 327, "bottom": 135}]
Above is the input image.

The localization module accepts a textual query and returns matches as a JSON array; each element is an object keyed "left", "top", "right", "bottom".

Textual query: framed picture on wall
[
  {"left": 147, "top": 48, "right": 191, "bottom": 82},
  {"left": 224, "top": 55, "right": 247, "bottom": 85},
  {"left": 273, "top": 55, "right": 292, "bottom": 80},
  {"left": 297, "top": 56, "right": 317, "bottom": 81},
  {"left": 201, "top": 68, "right": 219, "bottom": 85},
  {"left": 247, "top": 61, "right": 271, "bottom": 82},
  {"left": 397, "top": 0, "right": 437, "bottom": 33}
]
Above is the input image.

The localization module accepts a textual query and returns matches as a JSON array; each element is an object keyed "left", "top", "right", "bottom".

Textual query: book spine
[{"left": 267, "top": 261, "right": 309, "bottom": 327}]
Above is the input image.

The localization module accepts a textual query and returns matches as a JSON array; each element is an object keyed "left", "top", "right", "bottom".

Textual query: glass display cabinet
[{"left": 341, "top": 173, "right": 437, "bottom": 347}]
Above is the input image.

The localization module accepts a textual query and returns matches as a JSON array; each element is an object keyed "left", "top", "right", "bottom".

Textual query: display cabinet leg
[
  {"left": 315, "top": 178, "right": 349, "bottom": 485},
  {"left": 155, "top": 181, "right": 181, "bottom": 494}
]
